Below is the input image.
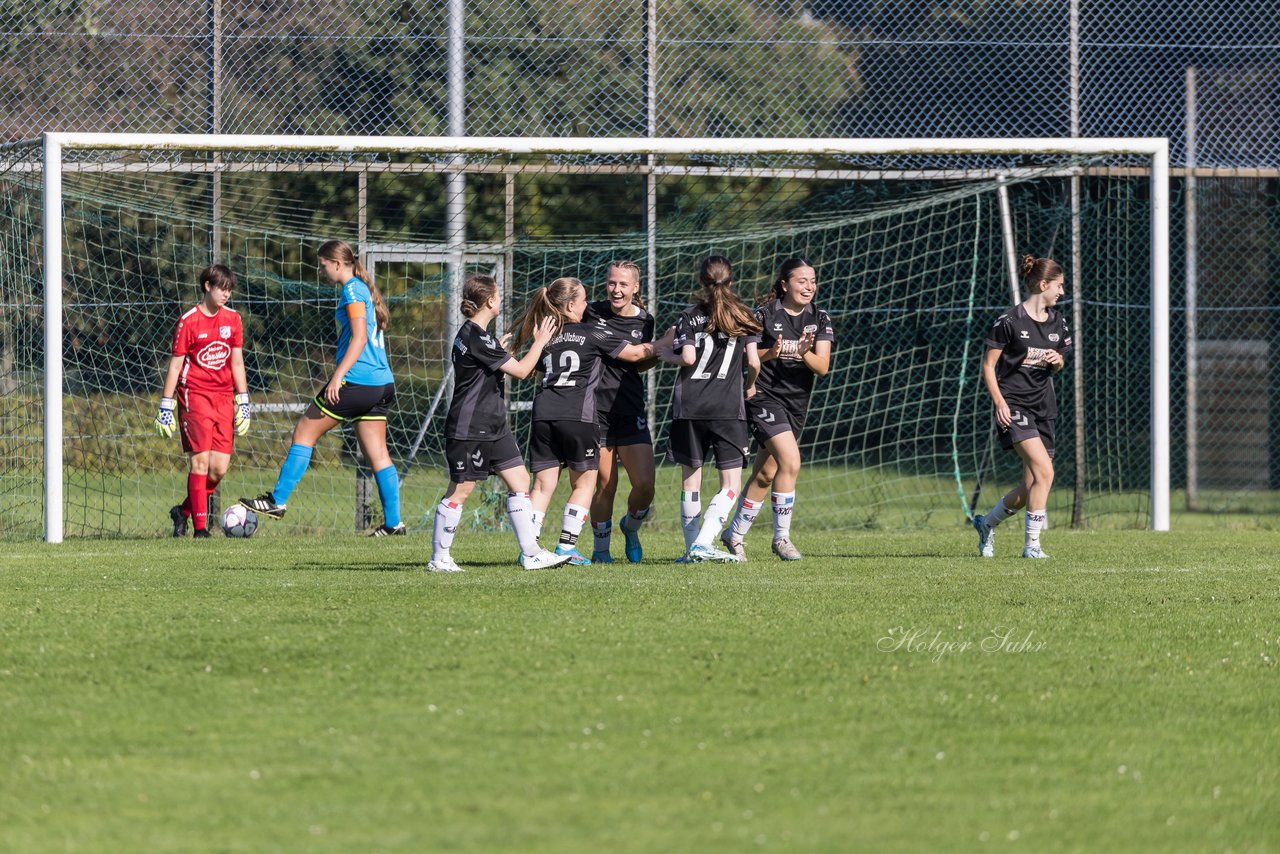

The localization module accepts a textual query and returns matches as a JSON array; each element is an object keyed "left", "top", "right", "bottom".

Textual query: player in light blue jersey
[{"left": 240, "top": 239, "right": 404, "bottom": 535}]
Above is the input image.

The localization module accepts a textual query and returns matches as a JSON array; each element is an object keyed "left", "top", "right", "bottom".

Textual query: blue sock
[
  {"left": 374, "top": 465, "right": 401, "bottom": 528},
  {"left": 271, "top": 444, "right": 313, "bottom": 505}
]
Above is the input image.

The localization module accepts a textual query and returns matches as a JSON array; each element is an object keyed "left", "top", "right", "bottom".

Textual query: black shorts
[
  {"left": 748, "top": 396, "right": 806, "bottom": 443},
  {"left": 997, "top": 408, "right": 1056, "bottom": 459},
  {"left": 530, "top": 420, "right": 601, "bottom": 473},
  {"left": 598, "top": 411, "right": 653, "bottom": 449},
  {"left": 445, "top": 431, "right": 525, "bottom": 483},
  {"left": 666, "top": 418, "right": 750, "bottom": 470},
  {"left": 313, "top": 382, "right": 395, "bottom": 422}
]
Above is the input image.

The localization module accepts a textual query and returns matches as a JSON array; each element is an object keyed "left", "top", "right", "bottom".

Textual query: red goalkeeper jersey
[{"left": 172, "top": 305, "right": 244, "bottom": 393}]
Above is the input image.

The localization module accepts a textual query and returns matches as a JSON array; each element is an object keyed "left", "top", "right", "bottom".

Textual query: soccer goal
[{"left": 0, "top": 134, "right": 1169, "bottom": 542}]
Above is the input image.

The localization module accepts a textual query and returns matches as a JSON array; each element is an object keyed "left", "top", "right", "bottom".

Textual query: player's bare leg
[
  {"left": 240, "top": 404, "right": 339, "bottom": 519},
  {"left": 1013, "top": 438, "right": 1054, "bottom": 558},
  {"left": 612, "top": 443, "right": 655, "bottom": 563},
  {"left": 554, "top": 468, "right": 597, "bottom": 565},
  {"left": 590, "top": 445, "right": 621, "bottom": 562}
]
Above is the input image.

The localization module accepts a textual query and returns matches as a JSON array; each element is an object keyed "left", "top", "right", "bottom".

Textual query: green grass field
[{"left": 2, "top": 527, "right": 1277, "bottom": 852}]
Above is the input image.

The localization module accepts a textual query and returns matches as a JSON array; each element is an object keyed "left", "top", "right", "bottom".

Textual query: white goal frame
[{"left": 38, "top": 133, "right": 1171, "bottom": 542}]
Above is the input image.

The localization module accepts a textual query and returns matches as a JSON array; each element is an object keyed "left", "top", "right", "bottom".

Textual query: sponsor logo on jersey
[
  {"left": 555, "top": 332, "right": 586, "bottom": 346},
  {"left": 481, "top": 334, "right": 496, "bottom": 347},
  {"left": 773, "top": 323, "right": 783, "bottom": 331},
  {"left": 197, "top": 333, "right": 208, "bottom": 340},
  {"left": 585, "top": 448, "right": 595, "bottom": 458},
  {"left": 454, "top": 460, "right": 465, "bottom": 469},
  {"left": 195, "top": 340, "right": 231, "bottom": 370},
  {"left": 219, "top": 325, "right": 232, "bottom": 338},
  {"left": 1019, "top": 330, "right": 1030, "bottom": 339},
  {"left": 454, "top": 338, "right": 469, "bottom": 356},
  {"left": 1048, "top": 333, "right": 1060, "bottom": 342}
]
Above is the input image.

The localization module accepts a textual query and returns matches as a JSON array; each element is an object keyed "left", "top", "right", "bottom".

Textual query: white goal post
[{"left": 37, "top": 133, "right": 1171, "bottom": 542}]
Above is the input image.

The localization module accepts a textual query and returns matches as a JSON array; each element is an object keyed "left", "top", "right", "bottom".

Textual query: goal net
[{"left": 0, "top": 136, "right": 1168, "bottom": 540}]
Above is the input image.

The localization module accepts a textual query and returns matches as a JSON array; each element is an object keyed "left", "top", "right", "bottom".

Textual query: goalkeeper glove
[
  {"left": 154, "top": 397, "right": 177, "bottom": 438},
  {"left": 234, "top": 392, "right": 251, "bottom": 436}
]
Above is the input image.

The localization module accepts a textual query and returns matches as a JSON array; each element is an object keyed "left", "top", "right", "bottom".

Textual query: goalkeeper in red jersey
[{"left": 153, "top": 264, "right": 250, "bottom": 538}]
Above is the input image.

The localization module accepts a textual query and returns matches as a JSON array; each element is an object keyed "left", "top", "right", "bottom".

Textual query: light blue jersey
[{"left": 335, "top": 276, "right": 393, "bottom": 386}]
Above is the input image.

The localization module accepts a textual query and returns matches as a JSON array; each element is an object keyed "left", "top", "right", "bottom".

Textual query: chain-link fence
[{"left": 2, "top": 1, "right": 1279, "bottom": 526}]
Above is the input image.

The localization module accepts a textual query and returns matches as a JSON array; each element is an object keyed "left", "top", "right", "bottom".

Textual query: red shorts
[{"left": 179, "top": 387, "right": 235, "bottom": 455}]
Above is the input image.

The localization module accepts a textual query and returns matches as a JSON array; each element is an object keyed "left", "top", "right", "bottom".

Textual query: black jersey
[
  {"left": 670, "top": 304, "right": 760, "bottom": 421},
  {"left": 583, "top": 300, "right": 655, "bottom": 418},
  {"left": 532, "top": 321, "right": 628, "bottom": 423},
  {"left": 985, "top": 303, "right": 1073, "bottom": 419},
  {"left": 753, "top": 299, "right": 835, "bottom": 412},
  {"left": 446, "top": 320, "right": 512, "bottom": 439}
]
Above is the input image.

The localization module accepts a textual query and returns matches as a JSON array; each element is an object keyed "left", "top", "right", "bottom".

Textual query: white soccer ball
[{"left": 222, "top": 504, "right": 259, "bottom": 538}]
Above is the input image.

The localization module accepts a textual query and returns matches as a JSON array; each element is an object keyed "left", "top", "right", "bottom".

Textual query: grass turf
[{"left": 1, "top": 527, "right": 1277, "bottom": 851}]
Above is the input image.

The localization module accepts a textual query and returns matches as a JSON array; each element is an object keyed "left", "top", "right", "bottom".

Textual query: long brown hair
[
  {"left": 1020, "top": 255, "right": 1064, "bottom": 293},
  {"left": 696, "top": 256, "right": 760, "bottom": 337},
  {"left": 510, "top": 277, "right": 583, "bottom": 349},
  {"left": 758, "top": 257, "right": 814, "bottom": 305},
  {"left": 319, "top": 239, "right": 389, "bottom": 331}
]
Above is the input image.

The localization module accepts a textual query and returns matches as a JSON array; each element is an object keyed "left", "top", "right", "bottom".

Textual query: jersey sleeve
[
  {"left": 171, "top": 315, "right": 190, "bottom": 356},
  {"left": 231, "top": 312, "right": 244, "bottom": 348},
  {"left": 594, "top": 326, "right": 628, "bottom": 360},
  {"left": 340, "top": 278, "right": 370, "bottom": 312},
  {"left": 984, "top": 314, "right": 1013, "bottom": 350},
  {"left": 1059, "top": 315, "right": 1074, "bottom": 357},
  {"left": 642, "top": 313, "right": 656, "bottom": 343},
  {"left": 673, "top": 309, "right": 696, "bottom": 350},
  {"left": 470, "top": 325, "right": 512, "bottom": 371},
  {"left": 815, "top": 309, "right": 835, "bottom": 343}
]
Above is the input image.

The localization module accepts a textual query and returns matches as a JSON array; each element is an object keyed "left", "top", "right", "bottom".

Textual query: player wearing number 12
[
  {"left": 239, "top": 240, "right": 404, "bottom": 535},
  {"left": 972, "top": 255, "right": 1072, "bottom": 559},
  {"left": 153, "top": 264, "right": 248, "bottom": 538},
  {"left": 661, "top": 256, "right": 762, "bottom": 563},
  {"left": 513, "top": 277, "right": 654, "bottom": 566}
]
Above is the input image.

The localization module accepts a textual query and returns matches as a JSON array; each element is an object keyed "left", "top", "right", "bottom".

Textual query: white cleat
[
  {"left": 1021, "top": 546, "right": 1050, "bottom": 559},
  {"left": 427, "top": 555, "right": 465, "bottom": 573},
  {"left": 973, "top": 514, "right": 995, "bottom": 558},
  {"left": 687, "top": 543, "right": 741, "bottom": 563},
  {"left": 771, "top": 537, "right": 802, "bottom": 561},
  {"left": 720, "top": 533, "right": 747, "bottom": 562},
  {"left": 521, "top": 549, "right": 573, "bottom": 570}
]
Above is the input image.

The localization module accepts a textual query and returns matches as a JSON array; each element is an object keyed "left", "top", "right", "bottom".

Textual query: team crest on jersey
[
  {"left": 1048, "top": 333, "right": 1060, "bottom": 342},
  {"left": 219, "top": 325, "right": 232, "bottom": 338},
  {"left": 196, "top": 340, "right": 231, "bottom": 370},
  {"left": 630, "top": 329, "right": 640, "bottom": 338},
  {"left": 804, "top": 324, "right": 818, "bottom": 334}
]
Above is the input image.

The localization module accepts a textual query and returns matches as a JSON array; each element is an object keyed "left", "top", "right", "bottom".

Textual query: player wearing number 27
[
  {"left": 154, "top": 264, "right": 248, "bottom": 538},
  {"left": 660, "top": 256, "right": 762, "bottom": 563},
  {"left": 511, "top": 277, "right": 654, "bottom": 566},
  {"left": 973, "top": 255, "right": 1072, "bottom": 559}
]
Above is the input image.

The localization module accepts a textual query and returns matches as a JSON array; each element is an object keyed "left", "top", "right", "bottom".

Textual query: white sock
[
  {"left": 432, "top": 498, "right": 464, "bottom": 560},
  {"left": 558, "top": 503, "right": 589, "bottom": 550},
  {"left": 507, "top": 492, "right": 540, "bottom": 558},
  {"left": 680, "top": 491, "right": 701, "bottom": 552},
  {"left": 983, "top": 496, "right": 1019, "bottom": 529},
  {"left": 727, "top": 496, "right": 764, "bottom": 543},
  {"left": 770, "top": 491, "right": 795, "bottom": 541},
  {"left": 1025, "top": 509, "right": 1046, "bottom": 550},
  {"left": 620, "top": 506, "right": 651, "bottom": 533},
  {"left": 591, "top": 519, "right": 612, "bottom": 554},
  {"left": 531, "top": 510, "right": 545, "bottom": 541},
  {"left": 695, "top": 489, "right": 737, "bottom": 547}
]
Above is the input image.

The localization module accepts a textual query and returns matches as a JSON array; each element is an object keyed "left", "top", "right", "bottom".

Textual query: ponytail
[
  {"left": 697, "top": 256, "right": 760, "bottom": 338},
  {"left": 319, "top": 239, "right": 389, "bottom": 332},
  {"left": 509, "top": 277, "right": 582, "bottom": 351}
]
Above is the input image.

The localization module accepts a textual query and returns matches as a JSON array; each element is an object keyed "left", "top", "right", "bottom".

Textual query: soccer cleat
[
  {"left": 620, "top": 517, "right": 644, "bottom": 563},
  {"left": 591, "top": 550, "right": 615, "bottom": 564},
  {"left": 555, "top": 545, "right": 592, "bottom": 566},
  {"left": 521, "top": 549, "right": 573, "bottom": 570},
  {"left": 771, "top": 537, "right": 802, "bottom": 561},
  {"left": 239, "top": 493, "right": 286, "bottom": 520},
  {"left": 193, "top": 529, "right": 212, "bottom": 539},
  {"left": 368, "top": 522, "right": 407, "bottom": 537},
  {"left": 1022, "top": 546, "right": 1050, "bottom": 559},
  {"left": 675, "top": 554, "right": 695, "bottom": 564},
  {"left": 720, "top": 532, "right": 747, "bottom": 562},
  {"left": 687, "top": 543, "right": 740, "bottom": 563},
  {"left": 427, "top": 555, "right": 465, "bottom": 573},
  {"left": 169, "top": 505, "right": 188, "bottom": 538},
  {"left": 973, "top": 514, "right": 995, "bottom": 557}
]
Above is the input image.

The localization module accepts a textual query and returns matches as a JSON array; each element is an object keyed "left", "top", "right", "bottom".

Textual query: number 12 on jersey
[
  {"left": 543, "top": 350, "right": 581, "bottom": 387},
  {"left": 690, "top": 332, "right": 736, "bottom": 380}
]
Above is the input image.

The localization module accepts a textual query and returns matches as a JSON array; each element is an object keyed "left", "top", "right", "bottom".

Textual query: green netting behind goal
[{"left": 0, "top": 145, "right": 1155, "bottom": 538}]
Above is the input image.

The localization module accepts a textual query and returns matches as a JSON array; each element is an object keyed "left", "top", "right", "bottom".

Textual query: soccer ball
[{"left": 222, "top": 504, "right": 259, "bottom": 538}]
